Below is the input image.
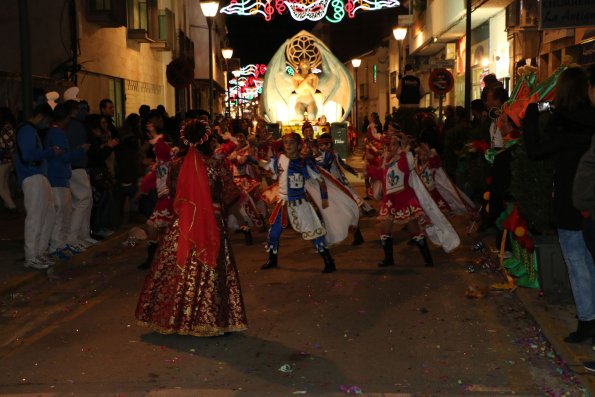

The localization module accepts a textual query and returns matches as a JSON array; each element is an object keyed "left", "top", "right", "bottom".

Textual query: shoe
[
  {"left": 378, "top": 236, "right": 395, "bottom": 267},
  {"left": 584, "top": 361, "right": 595, "bottom": 373},
  {"left": 39, "top": 254, "right": 56, "bottom": 266},
  {"left": 352, "top": 227, "right": 364, "bottom": 246},
  {"left": 85, "top": 237, "right": 100, "bottom": 245},
  {"left": 51, "top": 249, "right": 72, "bottom": 261},
  {"left": 68, "top": 244, "right": 86, "bottom": 253},
  {"left": 261, "top": 250, "right": 278, "bottom": 270},
  {"left": 414, "top": 237, "right": 434, "bottom": 267},
  {"left": 63, "top": 244, "right": 82, "bottom": 255},
  {"left": 319, "top": 248, "right": 336, "bottom": 273},
  {"left": 241, "top": 226, "right": 254, "bottom": 246},
  {"left": 138, "top": 242, "right": 158, "bottom": 270},
  {"left": 564, "top": 320, "right": 595, "bottom": 343},
  {"left": 90, "top": 233, "right": 105, "bottom": 241},
  {"left": 96, "top": 228, "right": 114, "bottom": 237},
  {"left": 24, "top": 258, "right": 49, "bottom": 270}
]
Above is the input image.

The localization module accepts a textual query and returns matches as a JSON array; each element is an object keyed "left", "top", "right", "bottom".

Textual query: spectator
[
  {"left": 45, "top": 102, "right": 89, "bottom": 257},
  {"left": 15, "top": 103, "right": 59, "bottom": 269},
  {"left": 87, "top": 114, "right": 118, "bottom": 238},
  {"left": 115, "top": 113, "right": 143, "bottom": 226},
  {"left": 0, "top": 107, "right": 17, "bottom": 213},
  {"left": 397, "top": 64, "right": 424, "bottom": 108},
  {"left": 523, "top": 67, "right": 595, "bottom": 344},
  {"left": 65, "top": 100, "right": 97, "bottom": 248},
  {"left": 99, "top": 98, "right": 119, "bottom": 139}
]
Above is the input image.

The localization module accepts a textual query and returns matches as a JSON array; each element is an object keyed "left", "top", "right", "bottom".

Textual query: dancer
[
  {"left": 414, "top": 143, "right": 451, "bottom": 214},
  {"left": 136, "top": 118, "right": 247, "bottom": 336},
  {"left": 138, "top": 122, "right": 173, "bottom": 269},
  {"left": 368, "top": 134, "right": 434, "bottom": 267},
  {"left": 228, "top": 131, "right": 267, "bottom": 235},
  {"left": 262, "top": 132, "right": 336, "bottom": 273},
  {"left": 316, "top": 132, "right": 374, "bottom": 244}
]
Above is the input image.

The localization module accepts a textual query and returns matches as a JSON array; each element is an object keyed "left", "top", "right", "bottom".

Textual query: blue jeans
[{"left": 558, "top": 228, "right": 595, "bottom": 321}]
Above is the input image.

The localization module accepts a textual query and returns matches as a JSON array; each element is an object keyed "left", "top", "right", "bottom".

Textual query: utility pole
[
  {"left": 19, "top": 0, "right": 33, "bottom": 118},
  {"left": 464, "top": 0, "right": 472, "bottom": 121},
  {"left": 69, "top": 0, "right": 78, "bottom": 85}
]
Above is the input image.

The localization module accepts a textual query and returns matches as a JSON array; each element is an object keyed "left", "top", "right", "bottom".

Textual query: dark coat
[{"left": 523, "top": 103, "right": 595, "bottom": 230}]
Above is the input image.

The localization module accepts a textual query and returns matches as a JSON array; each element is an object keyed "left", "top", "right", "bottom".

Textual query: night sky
[{"left": 225, "top": 6, "right": 405, "bottom": 66}]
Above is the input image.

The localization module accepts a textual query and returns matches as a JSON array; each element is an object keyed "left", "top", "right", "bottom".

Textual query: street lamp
[
  {"left": 392, "top": 26, "right": 407, "bottom": 41},
  {"left": 392, "top": 26, "right": 407, "bottom": 106},
  {"left": 351, "top": 58, "right": 361, "bottom": 131},
  {"left": 232, "top": 69, "right": 241, "bottom": 118},
  {"left": 200, "top": 0, "right": 220, "bottom": 120},
  {"left": 222, "top": 47, "right": 233, "bottom": 117}
]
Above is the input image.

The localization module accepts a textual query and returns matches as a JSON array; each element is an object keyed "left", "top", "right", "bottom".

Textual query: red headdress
[{"left": 174, "top": 119, "right": 220, "bottom": 269}]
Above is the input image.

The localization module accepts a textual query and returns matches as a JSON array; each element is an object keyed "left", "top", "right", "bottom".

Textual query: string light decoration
[
  {"left": 226, "top": 63, "right": 267, "bottom": 113},
  {"left": 219, "top": 0, "right": 400, "bottom": 22}
]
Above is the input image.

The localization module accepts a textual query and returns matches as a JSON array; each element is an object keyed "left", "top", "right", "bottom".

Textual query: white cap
[
  {"left": 63, "top": 86, "right": 81, "bottom": 102},
  {"left": 45, "top": 91, "right": 60, "bottom": 110}
]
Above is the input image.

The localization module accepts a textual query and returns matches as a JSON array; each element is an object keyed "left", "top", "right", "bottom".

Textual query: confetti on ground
[
  {"left": 340, "top": 385, "right": 363, "bottom": 394},
  {"left": 278, "top": 364, "right": 294, "bottom": 373}
]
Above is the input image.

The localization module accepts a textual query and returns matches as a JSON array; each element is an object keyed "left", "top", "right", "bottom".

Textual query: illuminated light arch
[{"left": 220, "top": 0, "right": 400, "bottom": 22}]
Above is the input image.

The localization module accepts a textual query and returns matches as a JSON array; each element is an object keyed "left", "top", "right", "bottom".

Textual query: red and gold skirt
[
  {"left": 135, "top": 215, "right": 248, "bottom": 337},
  {"left": 379, "top": 187, "right": 425, "bottom": 224}
]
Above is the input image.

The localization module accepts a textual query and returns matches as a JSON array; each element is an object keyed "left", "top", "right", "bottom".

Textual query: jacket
[{"left": 523, "top": 103, "right": 595, "bottom": 230}]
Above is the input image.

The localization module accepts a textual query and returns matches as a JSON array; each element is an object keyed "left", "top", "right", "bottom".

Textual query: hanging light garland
[{"left": 220, "top": 0, "right": 400, "bottom": 23}]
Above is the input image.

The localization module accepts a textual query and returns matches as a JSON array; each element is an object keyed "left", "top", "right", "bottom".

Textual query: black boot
[
  {"left": 564, "top": 320, "right": 595, "bottom": 343},
  {"left": 414, "top": 237, "right": 434, "bottom": 267},
  {"left": 261, "top": 250, "right": 278, "bottom": 269},
  {"left": 242, "top": 227, "right": 254, "bottom": 246},
  {"left": 378, "top": 237, "right": 395, "bottom": 267},
  {"left": 352, "top": 227, "right": 364, "bottom": 246},
  {"left": 320, "top": 248, "right": 336, "bottom": 273},
  {"left": 138, "top": 241, "right": 157, "bottom": 270}
]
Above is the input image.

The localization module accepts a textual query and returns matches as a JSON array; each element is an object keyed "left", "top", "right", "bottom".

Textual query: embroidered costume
[{"left": 136, "top": 120, "right": 247, "bottom": 337}]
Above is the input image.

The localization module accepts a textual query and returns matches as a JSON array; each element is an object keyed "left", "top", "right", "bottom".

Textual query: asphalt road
[{"left": 0, "top": 181, "right": 588, "bottom": 396}]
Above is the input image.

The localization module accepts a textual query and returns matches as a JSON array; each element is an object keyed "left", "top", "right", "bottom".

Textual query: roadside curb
[
  {"left": 515, "top": 286, "right": 595, "bottom": 395},
  {"left": 0, "top": 230, "right": 132, "bottom": 298}
]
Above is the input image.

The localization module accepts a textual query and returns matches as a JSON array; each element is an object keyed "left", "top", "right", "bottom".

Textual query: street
[{"left": 0, "top": 180, "right": 587, "bottom": 397}]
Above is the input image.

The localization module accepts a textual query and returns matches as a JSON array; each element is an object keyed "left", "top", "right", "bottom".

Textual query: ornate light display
[
  {"left": 220, "top": 0, "right": 400, "bottom": 23},
  {"left": 226, "top": 63, "right": 267, "bottom": 115},
  {"left": 263, "top": 30, "right": 354, "bottom": 124}
]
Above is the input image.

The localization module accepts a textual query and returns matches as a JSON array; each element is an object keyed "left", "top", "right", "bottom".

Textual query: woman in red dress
[{"left": 135, "top": 119, "right": 248, "bottom": 337}]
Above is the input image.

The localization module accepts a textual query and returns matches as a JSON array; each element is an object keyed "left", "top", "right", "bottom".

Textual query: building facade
[{"left": 1, "top": 0, "right": 228, "bottom": 123}]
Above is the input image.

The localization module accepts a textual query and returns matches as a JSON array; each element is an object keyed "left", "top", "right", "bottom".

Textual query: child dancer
[
  {"left": 262, "top": 132, "right": 336, "bottom": 273},
  {"left": 138, "top": 123, "right": 173, "bottom": 269},
  {"left": 316, "top": 133, "right": 373, "bottom": 244},
  {"left": 368, "top": 134, "right": 434, "bottom": 267}
]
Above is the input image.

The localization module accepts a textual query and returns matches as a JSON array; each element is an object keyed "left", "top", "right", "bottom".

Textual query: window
[
  {"left": 108, "top": 78, "right": 125, "bottom": 127},
  {"left": 85, "top": 0, "right": 126, "bottom": 26},
  {"left": 127, "top": 0, "right": 159, "bottom": 42},
  {"left": 128, "top": 0, "right": 148, "bottom": 31},
  {"left": 90, "top": 0, "right": 111, "bottom": 11}
]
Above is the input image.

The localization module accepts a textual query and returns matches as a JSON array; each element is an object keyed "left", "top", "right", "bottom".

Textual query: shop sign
[
  {"left": 429, "top": 59, "right": 455, "bottom": 69},
  {"left": 540, "top": 0, "right": 595, "bottom": 29}
]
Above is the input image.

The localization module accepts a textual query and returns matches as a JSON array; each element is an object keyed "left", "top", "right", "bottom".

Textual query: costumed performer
[
  {"left": 135, "top": 118, "right": 248, "bottom": 337},
  {"left": 138, "top": 122, "right": 173, "bottom": 269},
  {"left": 262, "top": 133, "right": 359, "bottom": 273},
  {"left": 262, "top": 132, "right": 339, "bottom": 273},
  {"left": 316, "top": 132, "right": 373, "bottom": 244},
  {"left": 368, "top": 134, "right": 461, "bottom": 267},
  {"left": 228, "top": 131, "right": 267, "bottom": 237}
]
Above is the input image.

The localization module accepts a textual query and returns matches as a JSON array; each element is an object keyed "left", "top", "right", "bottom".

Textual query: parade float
[{"left": 262, "top": 30, "right": 354, "bottom": 142}]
